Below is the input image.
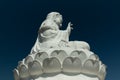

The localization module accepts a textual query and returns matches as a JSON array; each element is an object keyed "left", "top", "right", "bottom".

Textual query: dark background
[{"left": 0, "top": 0, "right": 120, "bottom": 80}]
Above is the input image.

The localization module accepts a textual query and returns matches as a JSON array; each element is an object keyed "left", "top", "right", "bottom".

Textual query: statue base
[{"left": 35, "top": 74, "right": 99, "bottom": 80}]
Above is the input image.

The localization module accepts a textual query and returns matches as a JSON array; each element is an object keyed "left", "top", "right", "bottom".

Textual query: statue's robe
[
  {"left": 30, "top": 19, "right": 90, "bottom": 54},
  {"left": 30, "top": 20, "right": 70, "bottom": 53}
]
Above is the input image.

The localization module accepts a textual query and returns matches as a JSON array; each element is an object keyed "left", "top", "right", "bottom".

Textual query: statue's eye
[
  {"left": 56, "top": 14, "right": 59, "bottom": 16},
  {"left": 54, "top": 20, "right": 57, "bottom": 22}
]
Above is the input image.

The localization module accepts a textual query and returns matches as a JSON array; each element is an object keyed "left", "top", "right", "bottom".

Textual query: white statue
[
  {"left": 14, "top": 12, "right": 106, "bottom": 80},
  {"left": 31, "top": 12, "right": 90, "bottom": 53}
]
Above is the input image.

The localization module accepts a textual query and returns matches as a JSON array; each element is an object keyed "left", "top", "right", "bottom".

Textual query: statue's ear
[
  {"left": 38, "top": 29, "right": 39, "bottom": 33},
  {"left": 38, "top": 27, "right": 42, "bottom": 34},
  {"left": 38, "top": 29, "right": 40, "bottom": 34},
  {"left": 37, "top": 30, "right": 39, "bottom": 34}
]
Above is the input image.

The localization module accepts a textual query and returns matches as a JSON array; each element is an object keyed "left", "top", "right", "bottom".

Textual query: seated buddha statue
[
  {"left": 31, "top": 12, "right": 90, "bottom": 53},
  {"left": 13, "top": 12, "right": 106, "bottom": 80}
]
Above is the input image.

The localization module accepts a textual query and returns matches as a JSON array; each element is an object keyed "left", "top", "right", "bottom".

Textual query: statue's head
[
  {"left": 38, "top": 12, "right": 62, "bottom": 41},
  {"left": 46, "top": 12, "right": 63, "bottom": 27}
]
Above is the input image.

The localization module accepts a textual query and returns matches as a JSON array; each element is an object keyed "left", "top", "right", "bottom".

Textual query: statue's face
[
  {"left": 47, "top": 12, "right": 63, "bottom": 27},
  {"left": 54, "top": 14, "right": 62, "bottom": 27}
]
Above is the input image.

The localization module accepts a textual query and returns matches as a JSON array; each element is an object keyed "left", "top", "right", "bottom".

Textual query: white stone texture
[{"left": 14, "top": 12, "right": 106, "bottom": 80}]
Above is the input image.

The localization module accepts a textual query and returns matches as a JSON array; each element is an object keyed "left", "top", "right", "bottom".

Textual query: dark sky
[{"left": 0, "top": 0, "right": 120, "bottom": 80}]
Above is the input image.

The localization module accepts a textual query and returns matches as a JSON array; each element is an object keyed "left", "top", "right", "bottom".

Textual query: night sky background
[{"left": 0, "top": 0, "right": 120, "bottom": 80}]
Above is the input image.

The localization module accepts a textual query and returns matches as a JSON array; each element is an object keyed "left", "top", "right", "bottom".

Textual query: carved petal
[
  {"left": 13, "top": 69, "right": 20, "bottom": 80},
  {"left": 28, "top": 60, "right": 42, "bottom": 79},
  {"left": 17, "top": 61, "right": 24, "bottom": 69},
  {"left": 18, "top": 64, "right": 29, "bottom": 80},
  {"left": 83, "top": 59, "right": 100, "bottom": 75},
  {"left": 70, "top": 50, "right": 87, "bottom": 63},
  {"left": 89, "top": 54, "right": 99, "bottom": 61},
  {"left": 98, "top": 64, "right": 106, "bottom": 80},
  {"left": 25, "top": 55, "right": 33, "bottom": 65},
  {"left": 63, "top": 57, "right": 82, "bottom": 73},
  {"left": 51, "top": 50, "right": 68, "bottom": 63},
  {"left": 35, "top": 52, "right": 48, "bottom": 63},
  {"left": 43, "top": 57, "right": 61, "bottom": 73}
]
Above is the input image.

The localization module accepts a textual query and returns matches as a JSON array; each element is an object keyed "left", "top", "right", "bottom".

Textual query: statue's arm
[{"left": 66, "top": 22, "right": 73, "bottom": 36}]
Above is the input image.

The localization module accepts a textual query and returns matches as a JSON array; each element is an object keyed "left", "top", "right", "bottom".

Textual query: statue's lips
[{"left": 40, "top": 26, "right": 57, "bottom": 33}]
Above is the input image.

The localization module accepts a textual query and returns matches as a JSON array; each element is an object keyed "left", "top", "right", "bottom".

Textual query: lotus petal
[
  {"left": 70, "top": 50, "right": 87, "bottom": 63},
  {"left": 25, "top": 55, "right": 33, "bottom": 65},
  {"left": 63, "top": 57, "right": 82, "bottom": 73},
  {"left": 43, "top": 57, "right": 61, "bottom": 73},
  {"left": 13, "top": 69, "right": 20, "bottom": 80},
  {"left": 18, "top": 64, "right": 29, "bottom": 80},
  {"left": 17, "top": 61, "right": 24, "bottom": 68},
  {"left": 89, "top": 54, "right": 99, "bottom": 61},
  {"left": 51, "top": 50, "right": 68, "bottom": 63},
  {"left": 35, "top": 52, "right": 48, "bottom": 63},
  {"left": 28, "top": 60, "right": 42, "bottom": 79},
  {"left": 83, "top": 59, "right": 100, "bottom": 75},
  {"left": 98, "top": 64, "right": 106, "bottom": 80}
]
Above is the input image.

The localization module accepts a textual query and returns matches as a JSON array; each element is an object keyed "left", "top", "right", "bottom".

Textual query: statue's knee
[
  {"left": 69, "top": 41, "right": 90, "bottom": 50},
  {"left": 78, "top": 41, "right": 90, "bottom": 50}
]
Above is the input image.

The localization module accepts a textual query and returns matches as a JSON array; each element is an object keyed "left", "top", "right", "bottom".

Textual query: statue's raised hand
[
  {"left": 67, "top": 22, "right": 73, "bottom": 30},
  {"left": 66, "top": 22, "right": 73, "bottom": 35}
]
